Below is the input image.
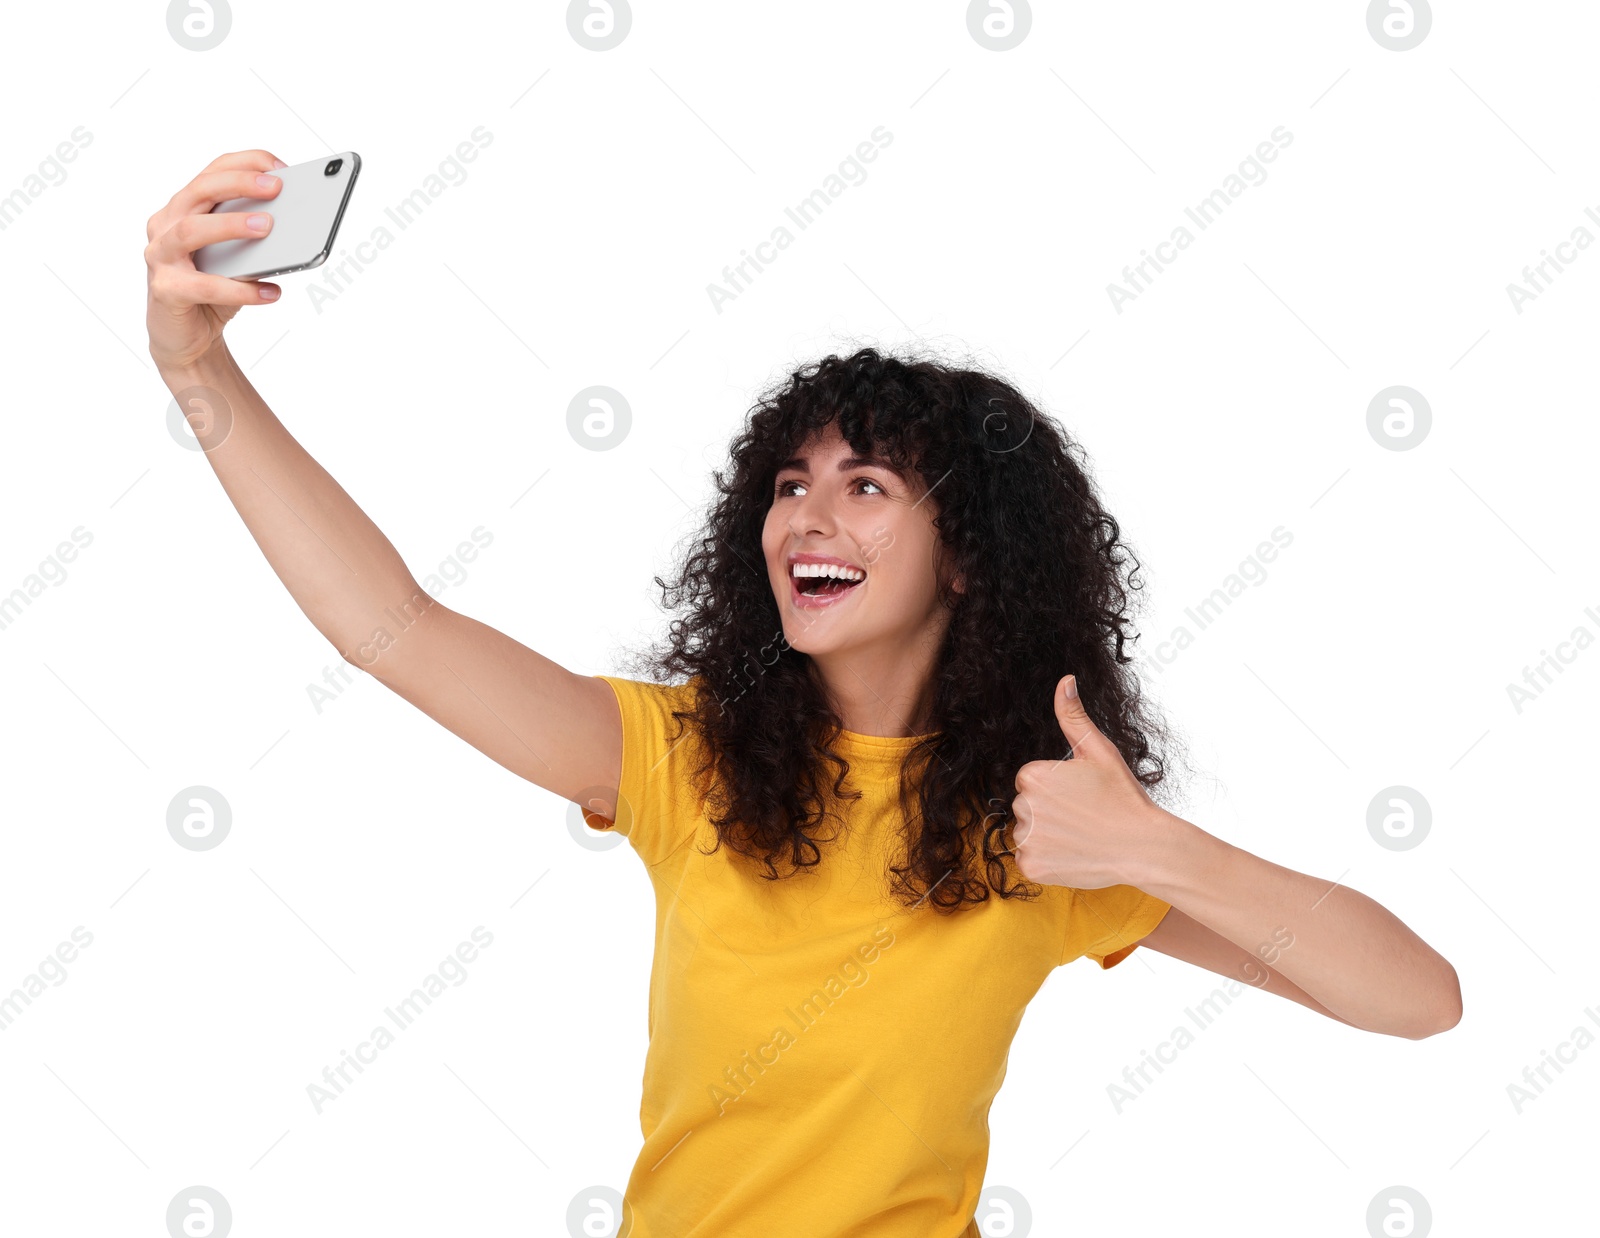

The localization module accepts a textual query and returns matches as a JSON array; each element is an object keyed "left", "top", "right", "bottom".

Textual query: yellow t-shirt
[{"left": 591, "top": 675, "right": 1172, "bottom": 1238}]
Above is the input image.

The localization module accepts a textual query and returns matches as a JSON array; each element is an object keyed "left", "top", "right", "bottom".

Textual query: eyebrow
[{"left": 775, "top": 453, "right": 908, "bottom": 480}]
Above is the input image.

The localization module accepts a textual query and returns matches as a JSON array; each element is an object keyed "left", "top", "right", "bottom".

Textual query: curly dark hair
[{"left": 618, "top": 343, "right": 1191, "bottom": 912}]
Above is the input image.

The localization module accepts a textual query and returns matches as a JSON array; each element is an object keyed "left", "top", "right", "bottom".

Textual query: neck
[{"left": 809, "top": 633, "right": 944, "bottom": 737}]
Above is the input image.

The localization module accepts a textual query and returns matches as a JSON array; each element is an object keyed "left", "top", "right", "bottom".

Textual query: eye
[{"left": 774, "top": 475, "right": 888, "bottom": 498}]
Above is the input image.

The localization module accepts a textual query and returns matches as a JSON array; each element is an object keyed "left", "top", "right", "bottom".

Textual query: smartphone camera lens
[{"left": 324, "top": 158, "right": 343, "bottom": 176}]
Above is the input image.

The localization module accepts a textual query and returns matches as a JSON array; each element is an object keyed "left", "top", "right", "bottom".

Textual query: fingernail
[
  {"left": 271, "top": 158, "right": 286, "bottom": 169},
  {"left": 246, "top": 213, "right": 270, "bottom": 231},
  {"left": 1063, "top": 675, "right": 1078, "bottom": 699},
  {"left": 258, "top": 285, "right": 280, "bottom": 301},
  {"left": 256, "top": 174, "right": 279, "bottom": 189}
]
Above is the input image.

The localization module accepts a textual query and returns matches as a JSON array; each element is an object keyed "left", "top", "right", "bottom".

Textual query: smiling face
[{"left": 762, "top": 423, "right": 962, "bottom": 716}]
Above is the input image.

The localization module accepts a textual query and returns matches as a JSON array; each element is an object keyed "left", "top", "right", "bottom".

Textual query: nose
[{"left": 786, "top": 482, "right": 836, "bottom": 539}]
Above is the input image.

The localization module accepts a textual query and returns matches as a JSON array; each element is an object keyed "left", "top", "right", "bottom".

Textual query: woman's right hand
[{"left": 145, "top": 149, "right": 288, "bottom": 374}]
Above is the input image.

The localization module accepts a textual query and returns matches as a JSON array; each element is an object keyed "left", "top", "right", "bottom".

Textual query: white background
[{"left": 0, "top": 1, "right": 1593, "bottom": 1234}]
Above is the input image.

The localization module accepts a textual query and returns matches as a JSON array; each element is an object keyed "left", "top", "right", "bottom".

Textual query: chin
[
  {"left": 776, "top": 609, "right": 846, "bottom": 657},
  {"left": 779, "top": 618, "right": 823, "bottom": 655}
]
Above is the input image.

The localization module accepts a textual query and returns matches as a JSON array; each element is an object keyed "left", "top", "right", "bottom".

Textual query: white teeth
[{"left": 792, "top": 562, "right": 865, "bottom": 581}]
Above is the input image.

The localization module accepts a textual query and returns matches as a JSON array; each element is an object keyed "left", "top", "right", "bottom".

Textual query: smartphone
[{"left": 194, "top": 152, "right": 362, "bottom": 281}]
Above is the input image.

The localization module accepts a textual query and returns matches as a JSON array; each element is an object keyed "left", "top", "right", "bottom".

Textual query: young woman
[{"left": 145, "top": 150, "right": 1462, "bottom": 1238}]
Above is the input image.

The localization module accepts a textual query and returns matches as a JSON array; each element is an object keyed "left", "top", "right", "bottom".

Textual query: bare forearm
[
  {"left": 1136, "top": 814, "right": 1462, "bottom": 1039},
  {"left": 160, "top": 345, "right": 432, "bottom": 660}
]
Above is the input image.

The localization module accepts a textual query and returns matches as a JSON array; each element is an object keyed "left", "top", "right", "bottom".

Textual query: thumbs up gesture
[{"left": 1010, "top": 675, "right": 1175, "bottom": 890}]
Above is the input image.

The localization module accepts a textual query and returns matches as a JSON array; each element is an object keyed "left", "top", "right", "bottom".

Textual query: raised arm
[{"left": 144, "top": 149, "right": 622, "bottom": 814}]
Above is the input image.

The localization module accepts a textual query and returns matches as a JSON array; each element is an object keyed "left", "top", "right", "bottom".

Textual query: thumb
[{"left": 1053, "top": 674, "right": 1108, "bottom": 759}]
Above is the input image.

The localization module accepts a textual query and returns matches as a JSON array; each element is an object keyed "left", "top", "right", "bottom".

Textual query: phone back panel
[{"left": 193, "top": 151, "right": 361, "bottom": 281}]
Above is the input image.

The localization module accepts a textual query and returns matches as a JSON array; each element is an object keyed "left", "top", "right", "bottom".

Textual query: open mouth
[{"left": 791, "top": 562, "right": 866, "bottom": 600}]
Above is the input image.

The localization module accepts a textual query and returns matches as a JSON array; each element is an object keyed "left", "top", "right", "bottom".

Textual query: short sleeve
[
  {"left": 1061, "top": 883, "right": 1172, "bottom": 969},
  {"left": 588, "top": 675, "right": 705, "bottom": 868}
]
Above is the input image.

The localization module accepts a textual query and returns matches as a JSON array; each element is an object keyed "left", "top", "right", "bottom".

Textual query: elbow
[
  {"left": 336, "top": 639, "right": 386, "bottom": 676},
  {"left": 1404, "top": 963, "right": 1464, "bottom": 1040}
]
